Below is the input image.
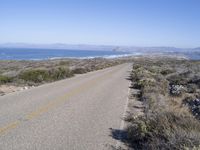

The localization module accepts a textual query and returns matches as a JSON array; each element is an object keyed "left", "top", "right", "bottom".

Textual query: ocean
[
  {"left": 0, "top": 48, "right": 199, "bottom": 60},
  {"left": 0, "top": 48, "right": 131, "bottom": 60}
]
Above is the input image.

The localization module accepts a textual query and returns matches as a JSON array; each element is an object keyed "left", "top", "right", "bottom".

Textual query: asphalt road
[{"left": 0, "top": 63, "right": 132, "bottom": 150}]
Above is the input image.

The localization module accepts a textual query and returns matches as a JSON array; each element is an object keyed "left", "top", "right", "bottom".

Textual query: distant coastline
[{"left": 0, "top": 48, "right": 131, "bottom": 60}]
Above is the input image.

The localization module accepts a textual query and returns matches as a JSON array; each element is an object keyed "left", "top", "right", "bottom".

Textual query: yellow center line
[
  {"left": 26, "top": 67, "right": 118, "bottom": 120},
  {"left": 0, "top": 121, "right": 20, "bottom": 135},
  {"left": 0, "top": 65, "right": 122, "bottom": 135}
]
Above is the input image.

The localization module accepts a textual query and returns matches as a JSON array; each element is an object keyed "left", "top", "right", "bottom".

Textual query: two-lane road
[{"left": 0, "top": 63, "right": 132, "bottom": 150}]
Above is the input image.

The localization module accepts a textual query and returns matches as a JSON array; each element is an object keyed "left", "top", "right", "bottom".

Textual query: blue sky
[{"left": 0, "top": 0, "right": 200, "bottom": 47}]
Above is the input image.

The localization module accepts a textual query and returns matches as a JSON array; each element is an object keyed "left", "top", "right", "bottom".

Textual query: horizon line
[{"left": 0, "top": 42, "right": 199, "bottom": 49}]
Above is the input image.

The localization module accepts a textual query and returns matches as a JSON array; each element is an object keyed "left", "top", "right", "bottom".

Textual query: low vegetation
[
  {"left": 18, "top": 67, "right": 73, "bottom": 84},
  {"left": 0, "top": 57, "right": 131, "bottom": 94},
  {"left": 0, "top": 75, "right": 12, "bottom": 84},
  {"left": 125, "top": 58, "right": 200, "bottom": 149}
]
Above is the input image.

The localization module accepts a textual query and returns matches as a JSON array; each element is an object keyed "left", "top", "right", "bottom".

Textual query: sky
[{"left": 0, "top": 0, "right": 200, "bottom": 48}]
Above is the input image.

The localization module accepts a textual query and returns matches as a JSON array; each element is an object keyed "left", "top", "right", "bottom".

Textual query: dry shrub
[
  {"left": 127, "top": 59, "right": 200, "bottom": 149},
  {"left": 127, "top": 111, "right": 200, "bottom": 150}
]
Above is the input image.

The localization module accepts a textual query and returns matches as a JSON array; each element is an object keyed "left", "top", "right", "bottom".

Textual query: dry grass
[{"left": 126, "top": 58, "right": 200, "bottom": 149}]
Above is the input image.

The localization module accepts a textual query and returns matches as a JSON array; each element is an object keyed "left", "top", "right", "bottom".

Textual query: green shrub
[
  {"left": 50, "top": 67, "right": 73, "bottom": 80},
  {"left": 19, "top": 69, "right": 50, "bottom": 83},
  {"left": 59, "top": 61, "right": 70, "bottom": 66},
  {"left": 138, "top": 78, "right": 156, "bottom": 89},
  {"left": 0, "top": 75, "right": 12, "bottom": 84},
  {"left": 19, "top": 68, "right": 74, "bottom": 83}
]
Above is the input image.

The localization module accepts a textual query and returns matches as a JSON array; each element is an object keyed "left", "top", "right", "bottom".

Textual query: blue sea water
[
  {"left": 181, "top": 52, "right": 200, "bottom": 60},
  {"left": 0, "top": 48, "right": 199, "bottom": 60},
  {"left": 0, "top": 48, "right": 130, "bottom": 60}
]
